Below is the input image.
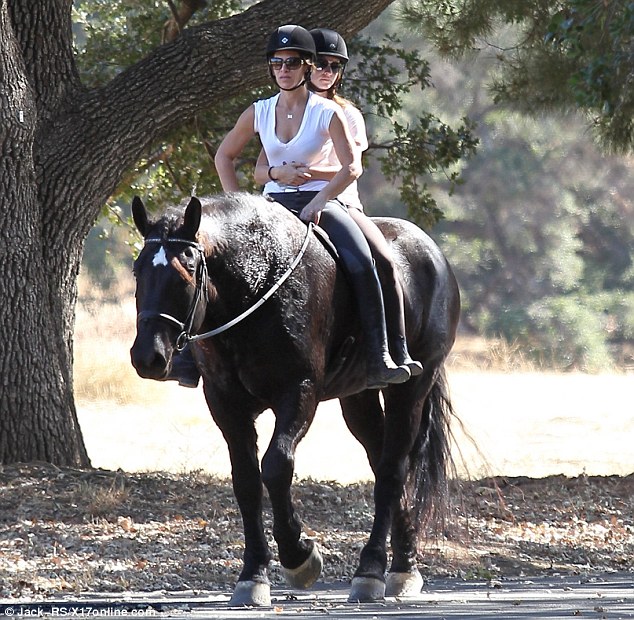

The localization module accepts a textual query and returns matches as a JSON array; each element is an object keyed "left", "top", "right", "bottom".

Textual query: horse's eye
[
  {"left": 182, "top": 248, "right": 197, "bottom": 272},
  {"left": 180, "top": 256, "right": 196, "bottom": 272}
]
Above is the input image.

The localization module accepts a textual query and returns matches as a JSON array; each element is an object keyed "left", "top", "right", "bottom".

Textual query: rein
[{"left": 139, "top": 223, "right": 314, "bottom": 350}]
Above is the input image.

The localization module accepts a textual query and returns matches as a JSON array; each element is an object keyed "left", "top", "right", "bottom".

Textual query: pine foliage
[{"left": 400, "top": 0, "right": 634, "bottom": 153}]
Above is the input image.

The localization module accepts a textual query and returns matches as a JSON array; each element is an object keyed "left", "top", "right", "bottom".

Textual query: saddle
[{"left": 265, "top": 192, "right": 343, "bottom": 264}]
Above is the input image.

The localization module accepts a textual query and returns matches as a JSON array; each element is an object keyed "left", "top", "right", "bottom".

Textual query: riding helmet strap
[{"left": 278, "top": 79, "right": 307, "bottom": 91}]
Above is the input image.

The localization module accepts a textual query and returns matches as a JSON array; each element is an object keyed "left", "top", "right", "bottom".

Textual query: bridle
[
  {"left": 136, "top": 223, "right": 314, "bottom": 351},
  {"left": 136, "top": 237, "right": 209, "bottom": 351}
]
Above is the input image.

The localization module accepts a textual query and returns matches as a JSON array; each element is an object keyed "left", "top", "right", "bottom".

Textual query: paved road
[{"left": 3, "top": 573, "right": 632, "bottom": 618}]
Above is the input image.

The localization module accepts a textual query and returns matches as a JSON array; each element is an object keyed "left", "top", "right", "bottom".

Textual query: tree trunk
[
  {"left": 0, "top": 0, "right": 392, "bottom": 466},
  {"left": 0, "top": 1, "right": 89, "bottom": 465}
]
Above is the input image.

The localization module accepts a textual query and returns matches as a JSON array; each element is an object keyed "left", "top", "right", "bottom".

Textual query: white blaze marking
[{"left": 152, "top": 246, "right": 168, "bottom": 267}]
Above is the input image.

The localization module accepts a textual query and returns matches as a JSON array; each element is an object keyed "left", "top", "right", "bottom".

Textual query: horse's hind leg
[
  {"left": 261, "top": 390, "right": 323, "bottom": 590},
  {"left": 386, "top": 498, "right": 425, "bottom": 597},
  {"left": 341, "top": 391, "right": 425, "bottom": 598},
  {"left": 339, "top": 390, "right": 385, "bottom": 473},
  {"left": 386, "top": 370, "right": 453, "bottom": 598},
  {"left": 349, "top": 376, "right": 438, "bottom": 602}
]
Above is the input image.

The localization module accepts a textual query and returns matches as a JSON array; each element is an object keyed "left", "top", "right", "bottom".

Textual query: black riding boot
[
  {"left": 167, "top": 345, "right": 201, "bottom": 388},
  {"left": 351, "top": 267, "right": 412, "bottom": 389},
  {"left": 374, "top": 256, "right": 424, "bottom": 377},
  {"left": 390, "top": 335, "right": 424, "bottom": 377}
]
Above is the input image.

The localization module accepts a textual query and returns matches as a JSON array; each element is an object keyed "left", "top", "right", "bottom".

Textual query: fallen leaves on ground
[{"left": 0, "top": 464, "right": 631, "bottom": 598}]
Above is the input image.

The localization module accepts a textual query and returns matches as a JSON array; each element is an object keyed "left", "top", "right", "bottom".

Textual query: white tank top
[{"left": 254, "top": 92, "right": 338, "bottom": 193}]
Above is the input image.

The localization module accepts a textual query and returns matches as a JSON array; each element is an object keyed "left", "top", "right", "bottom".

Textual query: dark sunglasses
[
  {"left": 315, "top": 59, "right": 345, "bottom": 73},
  {"left": 268, "top": 57, "right": 306, "bottom": 71}
]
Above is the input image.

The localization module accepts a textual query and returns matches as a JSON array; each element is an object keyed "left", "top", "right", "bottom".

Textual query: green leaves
[
  {"left": 346, "top": 34, "right": 433, "bottom": 117},
  {"left": 345, "top": 34, "right": 478, "bottom": 226},
  {"left": 545, "top": 0, "right": 634, "bottom": 153},
  {"left": 377, "top": 115, "right": 477, "bottom": 227},
  {"left": 402, "top": 0, "right": 634, "bottom": 153}
]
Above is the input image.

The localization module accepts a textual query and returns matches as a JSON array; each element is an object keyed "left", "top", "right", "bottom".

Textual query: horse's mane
[
  {"left": 154, "top": 193, "right": 294, "bottom": 232},
  {"left": 148, "top": 193, "right": 310, "bottom": 300},
  {"left": 146, "top": 193, "right": 291, "bottom": 242},
  {"left": 148, "top": 195, "right": 232, "bottom": 238}
]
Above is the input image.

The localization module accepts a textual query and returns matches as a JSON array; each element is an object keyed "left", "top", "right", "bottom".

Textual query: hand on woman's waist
[{"left": 270, "top": 161, "right": 312, "bottom": 187}]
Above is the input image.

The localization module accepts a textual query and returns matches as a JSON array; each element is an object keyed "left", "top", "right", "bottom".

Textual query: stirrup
[
  {"left": 401, "top": 358, "right": 423, "bottom": 376},
  {"left": 367, "top": 364, "right": 410, "bottom": 390}
]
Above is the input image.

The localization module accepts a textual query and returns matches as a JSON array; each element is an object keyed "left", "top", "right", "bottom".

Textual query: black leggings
[{"left": 267, "top": 192, "right": 374, "bottom": 276}]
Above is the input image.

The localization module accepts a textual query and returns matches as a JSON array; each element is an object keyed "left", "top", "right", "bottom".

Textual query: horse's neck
[
  {"left": 204, "top": 221, "right": 274, "bottom": 298},
  {"left": 201, "top": 206, "right": 312, "bottom": 302}
]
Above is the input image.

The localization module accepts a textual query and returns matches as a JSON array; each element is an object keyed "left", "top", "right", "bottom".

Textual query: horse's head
[{"left": 129, "top": 195, "right": 208, "bottom": 381}]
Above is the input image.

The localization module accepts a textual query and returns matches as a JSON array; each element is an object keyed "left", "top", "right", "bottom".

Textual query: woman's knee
[
  {"left": 374, "top": 250, "right": 399, "bottom": 286},
  {"left": 347, "top": 210, "right": 399, "bottom": 279}
]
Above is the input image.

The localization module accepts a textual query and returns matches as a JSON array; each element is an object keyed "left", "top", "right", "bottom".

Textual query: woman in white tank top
[{"left": 214, "top": 24, "right": 411, "bottom": 389}]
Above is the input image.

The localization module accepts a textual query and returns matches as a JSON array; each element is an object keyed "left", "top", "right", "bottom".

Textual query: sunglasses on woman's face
[
  {"left": 268, "top": 57, "right": 306, "bottom": 71},
  {"left": 315, "top": 59, "right": 345, "bottom": 73}
]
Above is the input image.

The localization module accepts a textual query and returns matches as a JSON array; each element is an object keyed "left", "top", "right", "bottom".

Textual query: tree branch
[
  {"left": 40, "top": 0, "right": 395, "bottom": 210},
  {"left": 163, "top": 0, "right": 208, "bottom": 44}
]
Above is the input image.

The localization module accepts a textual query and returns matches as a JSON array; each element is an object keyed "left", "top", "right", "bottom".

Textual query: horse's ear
[
  {"left": 132, "top": 196, "right": 148, "bottom": 237},
  {"left": 183, "top": 196, "right": 202, "bottom": 238}
]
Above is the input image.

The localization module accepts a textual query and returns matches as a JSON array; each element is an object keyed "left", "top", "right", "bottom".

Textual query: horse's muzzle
[{"left": 130, "top": 332, "right": 172, "bottom": 381}]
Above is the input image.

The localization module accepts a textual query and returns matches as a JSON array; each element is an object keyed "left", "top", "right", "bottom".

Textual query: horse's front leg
[
  {"left": 207, "top": 400, "right": 272, "bottom": 607},
  {"left": 261, "top": 386, "right": 323, "bottom": 590}
]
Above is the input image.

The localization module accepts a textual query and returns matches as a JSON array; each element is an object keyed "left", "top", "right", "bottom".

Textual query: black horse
[{"left": 130, "top": 193, "right": 460, "bottom": 606}]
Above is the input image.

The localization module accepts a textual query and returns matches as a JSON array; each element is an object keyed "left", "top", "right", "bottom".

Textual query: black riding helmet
[
  {"left": 266, "top": 25, "right": 316, "bottom": 91},
  {"left": 310, "top": 28, "right": 348, "bottom": 61},
  {"left": 309, "top": 28, "right": 348, "bottom": 94}
]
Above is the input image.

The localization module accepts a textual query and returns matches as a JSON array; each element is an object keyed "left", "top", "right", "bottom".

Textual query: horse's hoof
[
  {"left": 348, "top": 576, "right": 386, "bottom": 602},
  {"left": 282, "top": 544, "right": 323, "bottom": 589},
  {"left": 229, "top": 580, "right": 271, "bottom": 607},
  {"left": 385, "top": 568, "right": 424, "bottom": 597}
]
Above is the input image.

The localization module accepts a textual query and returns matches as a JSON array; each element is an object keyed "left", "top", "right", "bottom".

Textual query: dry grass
[
  {"left": 445, "top": 335, "right": 541, "bottom": 372},
  {"left": 74, "top": 273, "right": 146, "bottom": 404},
  {"left": 73, "top": 274, "right": 546, "bottom": 405},
  {"left": 75, "top": 477, "right": 130, "bottom": 518}
]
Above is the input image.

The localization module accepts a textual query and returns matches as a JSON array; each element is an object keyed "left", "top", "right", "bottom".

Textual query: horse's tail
[{"left": 406, "top": 365, "right": 455, "bottom": 540}]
